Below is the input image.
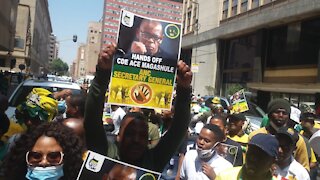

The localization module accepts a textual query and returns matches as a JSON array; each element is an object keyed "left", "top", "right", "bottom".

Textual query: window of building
[
  {"left": 263, "top": 0, "right": 272, "bottom": 5},
  {"left": 231, "top": 6, "right": 237, "bottom": 16},
  {"left": 232, "top": 0, "right": 238, "bottom": 6},
  {"left": 222, "top": 10, "right": 228, "bottom": 19},
  {"left": 251, "top": 0, "right": 259, "bottom": 9},
  {"left": 223, "top": 0, "right": 229, "bottom": 10},
  {"left": 267, "top": 18, "right": 320, "bottom": 67},
  {"left": 241, "top": 0, "right": 248, "bottom": 12}
]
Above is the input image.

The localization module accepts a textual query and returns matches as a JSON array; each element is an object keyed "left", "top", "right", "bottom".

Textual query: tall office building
[
  {"left": 102, "top": 0, "right": 183, "bottom": 49},
  {"left": 182, "top": 0, "right": 320, "bottom": 111},
  {"left": 49, "top": 34, "right": 58, "bottom": 62}
]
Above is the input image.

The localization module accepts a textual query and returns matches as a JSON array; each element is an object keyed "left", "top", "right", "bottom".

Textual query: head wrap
[{"left": 16, "top": 88, "right": 58, "bottom": 123}]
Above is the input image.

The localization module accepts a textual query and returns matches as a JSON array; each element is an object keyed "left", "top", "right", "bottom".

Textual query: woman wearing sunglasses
[{"left": 2, "top": 122, "right": 84, "bottom": 180}]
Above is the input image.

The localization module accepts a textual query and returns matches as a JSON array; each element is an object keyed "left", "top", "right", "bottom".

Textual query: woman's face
[{"left": 29, "top": 136, "right": 63, "bottom": 167}]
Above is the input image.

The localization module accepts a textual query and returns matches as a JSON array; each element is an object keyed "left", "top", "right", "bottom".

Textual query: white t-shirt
[
  {"left": 180, "top": 149, "right": 233, "bottom": 180},
  {"left": 274, "top": 157, "right": 310, "bottom": 180},
  {"left": 111, "top": 107, "right": 126, "bottom": 135}
]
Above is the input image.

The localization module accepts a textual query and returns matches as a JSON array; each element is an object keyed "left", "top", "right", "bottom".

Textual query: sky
[{"left": 49, "top": 0, "right": 104, "bottom": 65}]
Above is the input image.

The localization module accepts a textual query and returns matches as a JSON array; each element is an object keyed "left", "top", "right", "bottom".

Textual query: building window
[
  {"left": 222, "top": 10, "right": 228, "bottom": 19},
  {"left": 241, "top": 0, "right": 248, "bottom": 12},
  {"left": 251, "top": 0, "right": 259, "bottom": 9},
  {"left": 223, "top": 0, "right": 229, "bottom": 10},
  {"left": 263, "top": 0, "right": 272, "bottom": 5},
  {"left": 232, "top": 0, "right": 238, "bottom": 6},
  {"left": 231, "top": 6, "right": 237, "bottom": 16}
]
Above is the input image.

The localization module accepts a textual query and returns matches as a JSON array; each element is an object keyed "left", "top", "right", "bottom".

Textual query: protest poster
[
  {"left": 77, "top": 151, "right": 161, "bottom": 180},
  {"left": 216, "top": 143, "right": 239, "bottom": 166},
  {"left": 229, "top": 89, "right": 249, "bottom": 114},
  {"left": 108, "top": 10, "right": 182, "bottom": 110}
]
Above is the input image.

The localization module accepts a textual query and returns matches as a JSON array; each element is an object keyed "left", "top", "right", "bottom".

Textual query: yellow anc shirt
[
  {"left": 1, "top": 120, "right": 24, "bottom": 142},
  {"left": 228, "top": 134, "right": 249, "bottom": 145},
  {"left": 216, "top": 166, "right": 276, "bottom": 180},
  {"left": 310, "top": 148, "right": 317, "bottom": 164},
  {"left": 248, "top": 127, "right": 310, "bottom": 172}
]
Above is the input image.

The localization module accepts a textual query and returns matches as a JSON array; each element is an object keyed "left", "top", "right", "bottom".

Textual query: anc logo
[
  {"left": 164, "top": 24, "right": 180, "bottom": 39},
  {"left": 139, "top": 173, "right": 156, "bottom": 180},
  {"left": 228, "top": 147, "right": 237, "bottom": 155},
  {"left": 131, "top": 83, "right": 152, "bottom": 104}
]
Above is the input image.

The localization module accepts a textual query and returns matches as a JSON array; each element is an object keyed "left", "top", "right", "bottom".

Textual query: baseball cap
[
  {"left": 212, "top": 97, "right": 221, "bottom": 104},
  {"left": 228, "top": 113, "right": 246, "bottom": 121},
  {"left": 276, "top": 127, "right": 299, "bottom": 145},
  {"left": 249, "top": 134, "right": 279, "bottom": 158}
]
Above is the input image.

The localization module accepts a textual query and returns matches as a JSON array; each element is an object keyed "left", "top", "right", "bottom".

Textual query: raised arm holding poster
[
  {"left": 108, "top": 10, "right": 182, "bottom": 110},
  {"left": 229, "top": 89, "right": 249, "bottom": 114}
]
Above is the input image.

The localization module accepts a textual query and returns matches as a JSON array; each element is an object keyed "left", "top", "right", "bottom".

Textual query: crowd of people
[{"left": 0, "top": 44, "right": 319, "bottom": 180}]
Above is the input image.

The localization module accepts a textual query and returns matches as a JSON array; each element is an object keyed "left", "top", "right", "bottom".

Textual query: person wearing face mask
[
  {"left": 216, "top": 133, "right": 279, "bottom": 180},
  {"left": 248, "top": 98, "right": 310, "bottom": 172},
  {"left": 2, "top": 122, "right": 84, "bottom": 180},
  {"left": 180, "top": 124, "right": 232, "bottom": 180}
]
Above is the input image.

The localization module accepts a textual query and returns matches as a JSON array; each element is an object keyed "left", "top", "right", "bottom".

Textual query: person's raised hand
[
  {"left": 131, "top": 41, "right": 147, "bottom": 54},
  {"left": 176, "top": 60, "right": 192, "bottom": 89},
  {"left": 98, "top": 43, "right": 116, "bottom": 70}
]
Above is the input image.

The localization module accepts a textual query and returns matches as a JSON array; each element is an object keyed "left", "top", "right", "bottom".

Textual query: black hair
[
  {"left": 0, "top": 94, "right": 8, "bottom": 113},
  {"left": 210, "top": 114, "right": 227, "bottom": 127},
  {"left": 300, "top": 112, "right": 316, "bottom": 122},
  {"left": 202, "top": 124, "right": 224, "bottom": 142},
  {"left": 0, "top": 113, "right": 10, "bottom": 135},
  {"left": 69, "top": 94, "right": 86, "bottom": 117},
  {"left": 121, "top": 112, "right": 147, "bottom": 125},
  {"left": 3, "top": 122, "right": 84, "bottom": 180}
]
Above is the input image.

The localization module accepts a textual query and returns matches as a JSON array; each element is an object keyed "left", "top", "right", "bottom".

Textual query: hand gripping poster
[
  {"left": 108, "top": 10, "right": 182, "bottom": 110},
  {"left": 77, "top": 151, "right": 161, "bottom": 180}
]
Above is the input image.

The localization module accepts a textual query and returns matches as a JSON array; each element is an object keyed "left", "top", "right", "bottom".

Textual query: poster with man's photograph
[
  {"left": 229, "top": 89, "right": 249, "bottom": 114},
  {"left": 108, "top": 9, "right": 182, "bottom": 110},
  {"left": 216, "top": 143, "right": 239, "bottom": 166},
  {"left": 77, "top": 151, "right": 161, "bottom": 180}
]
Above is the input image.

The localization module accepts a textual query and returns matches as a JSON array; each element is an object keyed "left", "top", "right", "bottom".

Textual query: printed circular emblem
[
  {"left": 228, "top": 147, "right": 237, "bottom": 155},
  {"left": 164, "top": 24, "right": 180, "bottom": 39},
  {"left": 131, "top": 83, "right": 152, "bottom": 104},
  {"left": 139, "top": 173, "right": 156, "bottom": 180}
]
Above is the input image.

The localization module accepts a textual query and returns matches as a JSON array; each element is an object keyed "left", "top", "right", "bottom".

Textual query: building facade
[
  {"left": 84, "top": 21, "right": 102, "bottom": 75},
  {"left": 101, "top": 0, "right": 183, "bottom": 49},
  {"left": 0, "top": 0, "right": 19, "bottom": 70},
  {"left": 181, "top": 0, "right": 222, "bottom": 96},
  {"left": 49, "top": 34, "right": 59, "bottom": 62},
  {"left": 182, "top": 0, "right": 320, "bottom": 111},
  {"left": 73, "top": 44, "right": 86, "bottom": 80},
  {"left": 0, "top": 0, "right": 52, "bottom": 74}
]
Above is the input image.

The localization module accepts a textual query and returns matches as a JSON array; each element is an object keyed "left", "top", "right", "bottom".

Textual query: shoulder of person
[
  {"left": 290, "top": 159, "right": 310, "bottom": 178},
  {"left": 248, "top": 127, "right": 267, "bottom": 140}
]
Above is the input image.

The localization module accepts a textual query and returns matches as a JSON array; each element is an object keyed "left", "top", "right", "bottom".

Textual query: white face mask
[
  {"left": 26, "top": 164, "right": 64, "bottom": 180},
  {"left": 196, "top": 142, "right": 219, "bottom": 159}
]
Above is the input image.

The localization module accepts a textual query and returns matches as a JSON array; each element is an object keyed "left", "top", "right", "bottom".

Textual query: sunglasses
[
  {"left": 26, "top": 151, "right": 64, "bottom": 166},
  {"left": 140, "top": 31, "right": 162, "bottom": 42}
]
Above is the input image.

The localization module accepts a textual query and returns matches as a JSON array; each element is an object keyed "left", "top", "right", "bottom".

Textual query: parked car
[
  {"left": 5, "top": 79, "right": 81, "bottom": 120},
  {"left": 202, "top": 95, "right": 265, "bottom": 131}
]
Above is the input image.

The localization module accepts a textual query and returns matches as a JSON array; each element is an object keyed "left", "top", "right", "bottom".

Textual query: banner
[
  {"left": 77, "top": 151, "right": 161, "bottom": 180},
  {"left": 108, "top": 10, "right": 182, "bottom": 110},
  {"left": 229, "top": 89, "right": 249, "bottom": 114}
]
